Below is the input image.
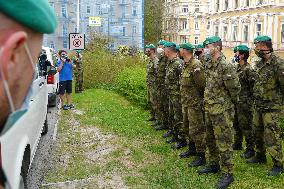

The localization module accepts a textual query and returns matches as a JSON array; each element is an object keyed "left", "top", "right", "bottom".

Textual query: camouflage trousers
[
  {"left": 253, "top": 107, "right": 283, "bottom": 166},
  {"left": 182, "top": 105, "right": 206, "bottom": 153},
  {"left": 205, "top": 108, "right": 235, "bottom": 173},
  {"left": 147, "top": 84, "right": 159, "bottom": 118},
  {"left": 233, "top": 106, "right": 242, "bottom": 145},
  {"left": 236, "top": 103, "right": 255, "bottom": 150},
  {"left": 156, "top": 85, "right": 169, "bottom": 126},
  {"left": 168, "top": 94, "right": 183, "bottom": 135},
  {"left": 74, "top": 70, "right": 84, "bottom": 92}
]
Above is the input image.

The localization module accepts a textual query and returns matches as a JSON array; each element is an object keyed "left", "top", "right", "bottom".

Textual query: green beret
[
  {"left": 205, "top": 36, "right": 222, "bottom": 45},
  {"left": 180, "top": 43, "right": 195, "bottom": 51},
  {"left": 235, "top": 45, "right": 249, "bottom": 52},
  {"left": 175, "top": 45, "right": 180, "bottom": 52},
  {"left": 254, "top": 35, "right": 272, "bottom": 44},
  {"left": 145, "top": 45, "right": 149, "bottom": 48},
  {"left": 196, "top": 44, "right": 205, "bottom": 49},
  {"left": 158, "top": 40, "right": 167, "bottom": 46},
  {"left": 147, "top": 44, "right": 156, "bottom": 49},
  {"left": 0, "top": 0, "right": 57, "bottom": 34},
  {"left": 164, "top": 42, "right": 176, "bottom": 48},
  {"left": 203, "top": 37, "right": 210, "bottom": 46},
  {"left": 76, "top": 50, "right": 82, "bottom": 54}
]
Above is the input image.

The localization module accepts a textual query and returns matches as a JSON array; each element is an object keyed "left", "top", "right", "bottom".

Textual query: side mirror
[{"left": 48, "top": 66, "right": 57, "bottom": 75}]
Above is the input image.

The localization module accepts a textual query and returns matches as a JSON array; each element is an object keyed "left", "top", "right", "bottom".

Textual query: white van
[
  {"left": 0, "top": 59, "right": 49, "bottom": 188},
  {"left": 42, "top": 46, "right": 59, "bottom": 107}
]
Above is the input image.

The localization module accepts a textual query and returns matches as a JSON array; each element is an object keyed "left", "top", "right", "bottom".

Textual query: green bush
[{"left": 115, "top": 67, "right": 148, "bottom": 108}]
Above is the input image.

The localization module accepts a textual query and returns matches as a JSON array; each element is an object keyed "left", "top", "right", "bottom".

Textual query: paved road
[{"left": 26, "top": 105, "right": 59, "bottom": 189}]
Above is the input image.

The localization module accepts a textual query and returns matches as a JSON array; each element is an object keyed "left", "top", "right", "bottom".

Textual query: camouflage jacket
[
  {"left": 180, "top": 57, "right": 205, "bottom": 108},
  {"left": 204, "top": 54, "right": 241, "bottom": 114},
  {"left": 253, "top": 53, "right": 284, "bottom": 110},
  {"left": 73, "top": 57, "right": 83, "bottom": 70},
  {"left": 156, "top": 55, "right": 168, "bottom": 87},
  {"left": 165, "top": 57, "right": 183, "bottom": 96},
  {"left": 236, "top": 62, "right": 255, "bottom": 104},
  {"left": 146, "top": 57, "right": 158, "bottom": 86}
]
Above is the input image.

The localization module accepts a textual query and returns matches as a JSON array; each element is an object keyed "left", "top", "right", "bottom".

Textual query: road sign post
[{"left": 69, "top": 33, "right": 85, "bottom": 50}]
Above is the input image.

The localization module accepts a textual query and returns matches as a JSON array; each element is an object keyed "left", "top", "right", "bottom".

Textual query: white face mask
[{"left": 0, "top": 43, "right": 35, "bottom": 135}]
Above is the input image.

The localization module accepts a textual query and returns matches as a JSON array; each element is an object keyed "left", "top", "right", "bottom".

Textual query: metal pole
[{"left": 77, "top": 0, "right": 80, "bottom": 33}]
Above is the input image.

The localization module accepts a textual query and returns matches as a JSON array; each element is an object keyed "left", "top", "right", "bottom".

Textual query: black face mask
[{"left": 195, "top": 51, "right": 202, "bottom": 56}]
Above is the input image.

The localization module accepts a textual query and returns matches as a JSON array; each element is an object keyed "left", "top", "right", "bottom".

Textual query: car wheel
[
  {"left": 20, "top": 150, "right": 30, "bottom": 189},
  {"left": 41, "top": 116, "right": 48, "bottom": 135},
  {"left": 48, "top": 93, "right": 57, "bottom": 107}
]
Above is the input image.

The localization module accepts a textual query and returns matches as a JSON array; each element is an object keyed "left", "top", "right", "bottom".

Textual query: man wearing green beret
[
  {"left": 155, "top": 41, "right": 170, "bottom": 132},
  {"left": 0, "top": 0, "right": 57, "bottom": 188},
  {"left": 179, "top": 43, "right": 206, "bottom": 166},
  {"left": 247, "top": 35, "right": 284, "bottom": 176},
  {"left": 198, "top": 36, "right": 241, "bottom": 189},
  {"left": 195, "top": 44, "right": 205, "bottom": 60},
  {"left": 145, "top": 44, "right": 160, "bottom": 125},
  {"left": 163, "top": 42, "right": 187, "bottom": 149},
  {"left": 233, "top": 45, "right": 255, "bottom": 159}
]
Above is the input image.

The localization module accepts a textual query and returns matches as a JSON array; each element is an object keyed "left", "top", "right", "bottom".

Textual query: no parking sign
[{"left": 69, "top": 33, "right": 85, "bottom": 50}]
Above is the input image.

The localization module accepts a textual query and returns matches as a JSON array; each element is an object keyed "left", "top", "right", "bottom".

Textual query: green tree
[{"left": 144, "top": 0, "right": 164, "bottom": 44}]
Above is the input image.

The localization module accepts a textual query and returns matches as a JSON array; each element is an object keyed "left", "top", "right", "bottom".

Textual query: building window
[
  {"left": 281, "top": 23, "right": 284, "bottom": 43},
  {"left": 133, "top": 25, "right": 137, "bottom": 34},
  {"left": 87, "top": 5, "right": 91, "bottom": 13},
  {"left": 223, "top": 26, "right": 228, "bottom": 41},
  {"left": 122, "top": 27, "right": 126, "bottom": 36},
  {"left": 224, "top": 0, "right": 229, "bottom": 10},
  {"left": 195, "top": 21, "right": 199, "bottom": 30},
  {"left": 182, "top": 20, "right": 187, "bottom": 30},
  {"left": 215, "top": 26, "right": 219, "bottom": 37},
  {"left": 97, "top": 5, "right": 102, "bottom": 15},
  {"left": 62, "top": 24, "right": 67, "bottom": 36},
  {"left": 207, "top": 21, "right": 210, "bottom": 29},
  {"left": 121, "top": 5, "right": 125, "bottom": 18},
  {"left": 257, "top": 0, "right": 263, "bottom": 5},
  {"left": 61, "top": 4, "right": 67, "bottom": 17},
  {"left": 182, "top": 5, "right": 188, "bottom": 13},
  {"left": 234, "top": 0, "right": 239, "bottom": 9},
  {"left": 256, "top": 23, "right": 262, "bottom": 36},
  {"left": 216, "top": 0, "right": 220, "bottom": 12},
  {"left": 243, "top": 25, "right": 249, "bottom": 42},
  {"left": 63, "top": 39, "right": 68, "bottom": 48},
  {"left": 233, "top": 25, "right": 238, "bottom": 41},
  {"left": 195, "top": 5, "right": 200, "bottom": 13},
  {"left": 50, "top": 41, "right": 55, "bottom": 49},
  {"left": 245, "top": 0, "right": 249, "bottom": 7},
  {"left": 194, "top": 36, "right": 199, "bottom": 45},
  {"left": 132, "top": 6, "right": 137, "bottom": 16}
]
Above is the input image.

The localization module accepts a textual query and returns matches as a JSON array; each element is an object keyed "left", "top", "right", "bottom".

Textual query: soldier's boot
[
  {"left": 267, "top": 165, "right": 284, "bottom": 176},
  {"left": 247, "top": 153, "right": 267, "bottom": 164},
  {"left": 163, "top": 130, "right": 173, "bottom": 138},
  {"left": 240, "top": 149, "right": 255, "bottom": 159},
  {"left": 179, "top": 142, "right": 197, "bottom": 158},
  {"left": 216, "top": 173, "right": 234, "bottom": 189},
  {"left": 232, "top": 142, "right": 242, "bottom": 150},
  {"left": 147, "top": 116, "right": 156, "bottom": 121},
  {"left": 151, "top": 121, "right": 159, "bottom": 127},
  {"left": 188, "top": 153, "right": 206, "bottom": 167},
  {"left": 198, "top": 164, "right": 220, "bottom": 175},
  {"left": 155, "top": 124, "right": 169, "bottom": 131},
  {"left": 171, "top": 138, "right": 187, "bottom": 149},
  {"left": 166, "top": 134, "right": 178, "bottom": 143}
]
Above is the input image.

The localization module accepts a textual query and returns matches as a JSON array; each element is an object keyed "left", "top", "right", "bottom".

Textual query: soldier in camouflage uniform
[
  {"left": 179, "top": 43, "right": 206, "bottom": 166},
  {"left": 163, "top": 42, "right": 187, "bottom": 149},
  {"left": 194, "top": 44, "right": 205, "bottom": 60},
  {"left": 233, "top": 45, "right": 256, "bottom": 159},
  {"left": 154, "top": 40, "right": 170, "bottom": 131},
  {"left": 73, "top": 50, "right": 84, "bottom": 93},
  {"left": 198, "top": 36, "right": 240, "bottom": 189},
  {"left": 247, "top": 36, "right": 284, "bottom": 176},
  {"left": 145, "top": 44, "right": 159, "bottom": 123}
]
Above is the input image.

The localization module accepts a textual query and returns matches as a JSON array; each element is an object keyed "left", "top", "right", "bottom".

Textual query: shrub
[{"left": 115, "top": 67, "right": 148, "bottom": 108}]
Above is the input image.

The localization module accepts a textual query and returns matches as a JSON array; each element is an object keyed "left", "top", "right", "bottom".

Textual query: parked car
[
  {"left": 41, "top": 46, "right": 59, "bottom": 107},
  {"left": 0, "top": 59, "right": 49, "bottom": 189}
]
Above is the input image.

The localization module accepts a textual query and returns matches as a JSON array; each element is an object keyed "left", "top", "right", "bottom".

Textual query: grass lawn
[{"left": 44, "top": 88, "right": 284, "bottom": 189}]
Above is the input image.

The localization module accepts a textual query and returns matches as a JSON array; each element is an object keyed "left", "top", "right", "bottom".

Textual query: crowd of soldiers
[{"left": 145, "top": 35, "right": 284, "bottom": 189}]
